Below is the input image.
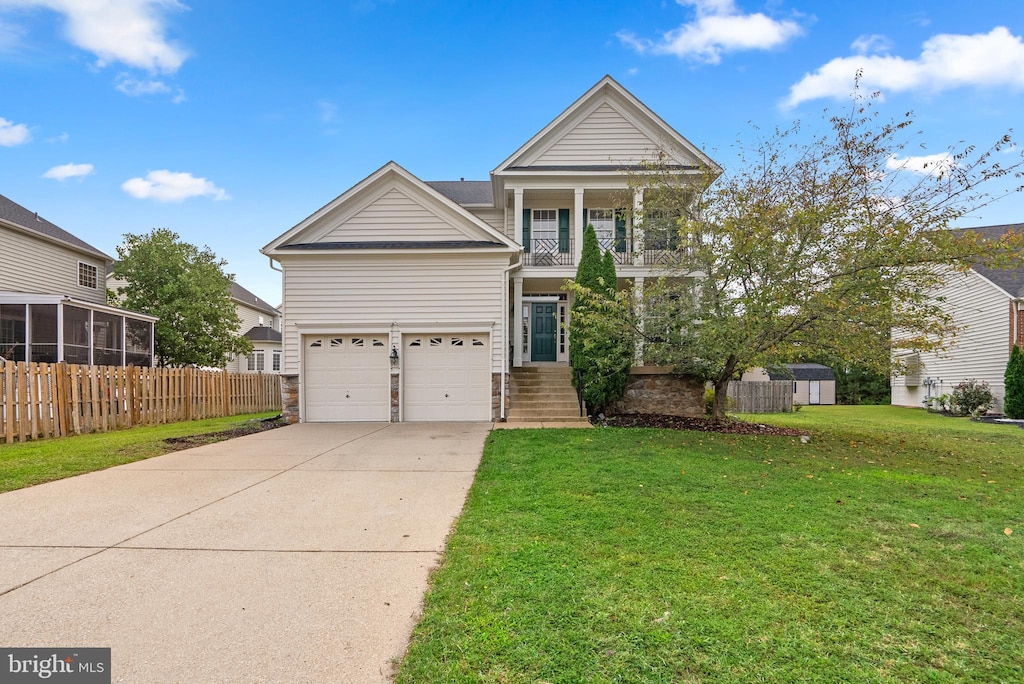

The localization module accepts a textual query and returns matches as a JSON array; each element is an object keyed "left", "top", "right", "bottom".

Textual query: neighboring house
[
  {"left": 742, "top": 364, "right": 837, "bottom": 405},
  {"left": 224, "top": 283, "right": 282, "bottom": 374},
  {"left": 892, "top": 224, "right": 1024, "bottom": 411},
  {"left": 262, "top": 76, "right": 719, "bottom": 423},
  {"left": 0, "top": 193, "right": 155, "bottom": 366},
  {"left": 107, "top": 269, "right": 281, "bottom": 373}
]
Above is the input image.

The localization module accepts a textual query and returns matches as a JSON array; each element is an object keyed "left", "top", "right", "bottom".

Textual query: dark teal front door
[{"left": 531, "top": 303, "right": 557, "bottom": 362}]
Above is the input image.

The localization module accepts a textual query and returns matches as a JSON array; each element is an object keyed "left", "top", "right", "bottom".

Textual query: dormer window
[{"left": 78, "top": 262, "right": 98, "bottom": 289}]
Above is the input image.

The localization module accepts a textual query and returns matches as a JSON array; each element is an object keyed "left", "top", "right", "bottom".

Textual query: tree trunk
[{"left": 712, "top": 376, "right": 731, "bottom": 421}]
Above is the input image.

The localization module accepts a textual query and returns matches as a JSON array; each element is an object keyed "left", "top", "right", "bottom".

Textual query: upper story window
[
  {"left": 588, "top": 208, "right": 615, "bottom": 244},
  {"left": 532, "top": 209, "right": 558, "bottom": 241},
  {"left": 78, "top": 262, "right": 98, "bottom": 289}
]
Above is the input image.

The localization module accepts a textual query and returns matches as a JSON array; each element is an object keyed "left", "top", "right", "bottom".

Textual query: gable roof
[
  {"left": 230, "top": 282, "right": 280, "bottom": 316},
  {"left": 962, "top": 223, "right": 1024, "bottom": 298},
  {"left": 492, "top": 75, "right": 719, "bottom": 179},
  {"left": 767, "top": 363, "right": 836, "bottom": 382},
  {"left": 263, "top": 162, "right": 518, "bottom": 255},
  {"left": 0, "top": 192, "right": 111, "bottom": 262},
  {"left": 426, "top": 180, "right": 493, "bottom": 206}
]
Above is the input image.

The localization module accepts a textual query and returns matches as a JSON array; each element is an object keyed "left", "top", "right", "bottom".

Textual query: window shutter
[
  {"left": 558, "top": 208, "right": 570, "bottom": 253},
  {"left": 615, "top": 210, "right": 627, "bottom": 253},
  {"left": 523, "top": 209, "right": 531, "bottom": 253}
]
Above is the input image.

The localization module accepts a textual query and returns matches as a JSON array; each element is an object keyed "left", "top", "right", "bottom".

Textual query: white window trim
[
  {"left": 532, "top": 208, "right": 559, "bottom": 241},
  {"left": 78, "top": 261, "right": 99, "bottom": 289}
]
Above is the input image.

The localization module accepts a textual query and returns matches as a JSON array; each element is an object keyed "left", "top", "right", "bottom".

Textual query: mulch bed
[
  {"left": 163, "top": 417, "right": 287, "bottom": 451},
  {"left": 600, "top": 413, "right": 807, "bottom": 436}
]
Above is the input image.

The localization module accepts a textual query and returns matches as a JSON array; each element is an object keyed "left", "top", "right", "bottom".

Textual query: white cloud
[
  {"left": 46, "top": 132, "right": 69, "bottom": 143},
  {"left": 851, "top": 34, "right": 892, "bottom": 55},
  {"left": 0, "top": 0, "right": 188, "bottom": 72},
  {"left": 122, "top": 170, "right": 229, "bottom": 202},
  {"left": 785, "top": 26, "right": 1024, "bottom": 108},
  {"left": 43, "top": 162, "right": 94, "bottom": 180},
  {"left": 0, "top": 17, "right": 25, "bottom": 51},
  {"left": 0, "top": 116, "right": 31, "bottom": 145},
  {"left": 885, "top": 152, "right": 955, "bottom": 177},
  {"left": 618, "top": 0, "right": 803, "bottom": 64},
  {"left": 115, "top": 74, "right": 171, "bottom": 96}
]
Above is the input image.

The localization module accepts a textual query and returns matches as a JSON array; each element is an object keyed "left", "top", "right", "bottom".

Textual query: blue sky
[{"left": 2, "top": 0, "right": 1023, "bottom": 305}]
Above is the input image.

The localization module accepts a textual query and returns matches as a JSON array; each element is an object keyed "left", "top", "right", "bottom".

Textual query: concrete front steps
[{"left": 506, "top": 365, "right": 590, "bottom": 424}]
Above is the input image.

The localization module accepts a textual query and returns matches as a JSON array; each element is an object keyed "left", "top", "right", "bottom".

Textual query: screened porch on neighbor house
[{"left": 0, "top": 293, "right": 156, "bottom": 367}]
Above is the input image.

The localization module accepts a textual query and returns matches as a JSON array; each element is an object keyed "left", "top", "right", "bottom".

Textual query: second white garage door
[
  {"left": 403, "top": 334, "right": 491, "bottom": 421},
  {"left": 303, "top": 335, "right": 390, "bottom": 422}
]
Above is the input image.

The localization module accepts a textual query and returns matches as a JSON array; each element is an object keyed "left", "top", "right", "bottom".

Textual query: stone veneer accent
[
  {"left": 280, "top": 374, "right": 300, "bottom": 424},
  {"left": 390, "top": 371, "right": 400, "bottom": 422},
  {"left": 607, "top": 367, "right": 704, "bottom": 417}
]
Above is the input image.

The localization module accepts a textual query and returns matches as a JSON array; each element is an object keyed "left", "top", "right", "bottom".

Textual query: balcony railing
[
  {"left": 525, "top": 238, "right": 574, "bottom": 266},
  {"left": 522, "top": 237, "right": 691, "bottom": 269}
]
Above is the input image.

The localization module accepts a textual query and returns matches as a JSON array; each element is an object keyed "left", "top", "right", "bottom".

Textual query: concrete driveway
[{"left": 0, "top": 422, "right": 490, "bottom": 683}]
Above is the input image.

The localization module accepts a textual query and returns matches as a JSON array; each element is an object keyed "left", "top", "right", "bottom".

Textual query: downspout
[
  {"left": 267, "top": 256, "right": 282, "bottom": 272},
  {"left": 501, "top": 250, "right": 524, "bottom": 421}
]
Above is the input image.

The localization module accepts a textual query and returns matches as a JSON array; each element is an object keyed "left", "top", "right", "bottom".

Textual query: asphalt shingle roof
[
  {"left": 426, "top": 180, "right": 493, "bottom": 206},
  {"left": 767, "top": 363, "right": 837, "bottom": 381},
  {"left": 0, "top": 192, "right": 110, "bottom": 261},
  {"left": 244, "top": 326, "right": 282, "bottom": 342},
  {"left": 961, "top": 223, "right": 1024, "bottom": 298},
  {"left": 230, "top": 282, "right": 280, "bottom": 315}
]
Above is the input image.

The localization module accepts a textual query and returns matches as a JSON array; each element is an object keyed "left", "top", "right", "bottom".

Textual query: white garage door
[
  {"left": 303, "top": 335, "right": 390, "bottom": 422},
  {"left": 403, "top": 334, "right": 491, "bottom": 421}
]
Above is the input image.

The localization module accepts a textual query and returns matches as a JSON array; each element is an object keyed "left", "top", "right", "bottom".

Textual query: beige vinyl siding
[
  {"left": 892, "top": 269, "right": 1012, "bottom": 409},
  {"left": 0, "top": 228, "right": 108, "bottom": 305},
  {"left": 319, "top": 187, "right": 476, "bottom": 243},
  {"left": 533, "top": 103, "right": 670, "bottom": 167},
  {"left": 279, "top": 253, "right": 508, "bottom": 375},
  {"left": 467, "top": 207, "right": 504, "bottom": 235}
]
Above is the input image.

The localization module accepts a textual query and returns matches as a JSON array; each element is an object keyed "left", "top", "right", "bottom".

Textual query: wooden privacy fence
[
  {"left": 1, "top": 361, "right": 282, "bottom": 444},
  {"left": 727, "top": 380, "right": 794, "bottom": 413}
]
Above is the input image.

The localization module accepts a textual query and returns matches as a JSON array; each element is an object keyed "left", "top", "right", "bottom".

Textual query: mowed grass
[
  {"left": 397, "top": 406, "right": 1023, "bottom": 683},
  {"left": 0, "top": 412, "right": 278, "bottom": 493}
]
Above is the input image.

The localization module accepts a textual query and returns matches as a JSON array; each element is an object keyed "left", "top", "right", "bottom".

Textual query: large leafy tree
[
  {"left": 112, "top": 228, "right": 251, "bottom": 367},
  {"left": 582, "top": 93, "right": 1024, "bottom": 419},
  {"left": 568, "top": 225, "right": 632, "bottom": 413}
]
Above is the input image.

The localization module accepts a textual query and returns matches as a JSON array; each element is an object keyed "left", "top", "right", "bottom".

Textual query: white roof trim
[{"left": 263, "top": 161, "right": 519, "bottom": 254}]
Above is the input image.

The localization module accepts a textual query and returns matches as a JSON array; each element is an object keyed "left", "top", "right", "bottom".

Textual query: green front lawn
[
  {"left": 0, "top": 412, "right": 278, "bottom": 493},
  {"left": 397, "top": 406, "right": 1023, "bottom": 683}
]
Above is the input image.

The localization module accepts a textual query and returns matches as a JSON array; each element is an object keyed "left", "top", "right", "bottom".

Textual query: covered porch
[{"left": 0, "top": 293, "right": 156, "bottom": 367}]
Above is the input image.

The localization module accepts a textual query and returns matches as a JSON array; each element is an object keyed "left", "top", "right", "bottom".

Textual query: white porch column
[
  {"left": 513, "top": 275, "right": 524, "bottom": 367},
  {"left": 574, "top": 187, "right": 585, "bottom": 266},
  {"left": 513, "top": 188, "right": 524, "bottom": 249},
  {"left": 633, "top": 276, "right": 645, "bottom": 365},
  {"left": 632, "top": 188, "right": 645, "bottom": 266}
]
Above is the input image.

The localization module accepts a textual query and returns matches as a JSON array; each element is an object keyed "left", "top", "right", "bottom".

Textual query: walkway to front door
[{"left": 531, "top": 302, "right": 557, "bottom": 362}]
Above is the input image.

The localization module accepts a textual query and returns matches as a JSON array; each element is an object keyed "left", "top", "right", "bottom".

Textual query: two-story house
[
  {"left": 0, "top": 193, "right": 155, "bottom": 366},
  {"left": 262, "top": 75, "right": 718, "bottom": 423},
  {"left": 892, "top": 223, "right": 1024, "bottom": 411},
  {"left": 224, "top": 282, "right": 282, "bottom": 374}
]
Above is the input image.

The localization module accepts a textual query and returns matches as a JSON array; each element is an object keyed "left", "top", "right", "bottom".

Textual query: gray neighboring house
[
  {"left": 0, "top": 193, "right": 155, "bottom": 366},
  {"left": 742, "top": 363, "right": 837, "bottom": 405},
  {"left": 892, "top": 223, "right": 1024, "bottom": 410},
  {"left": 225, "top": 283, "right": 282, "bottom": 374}
]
